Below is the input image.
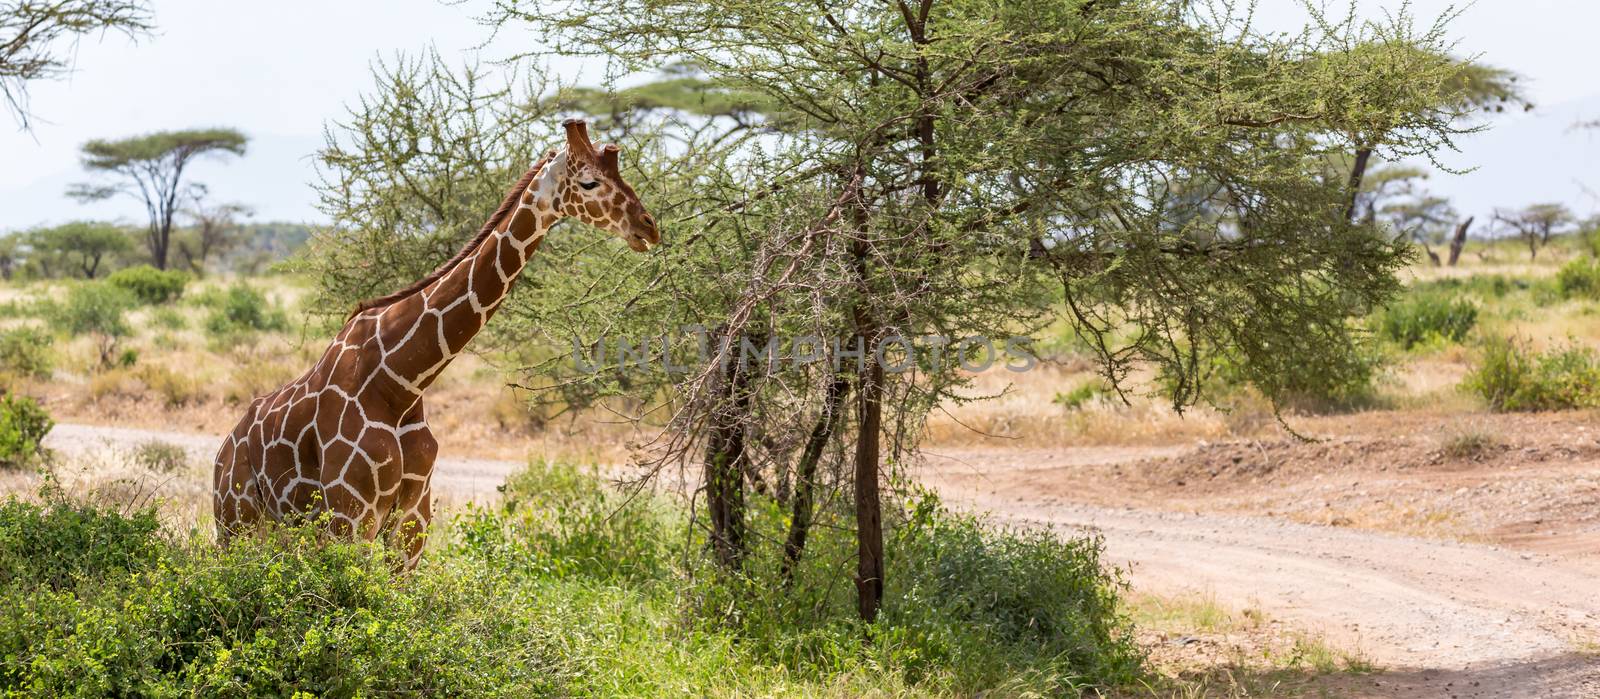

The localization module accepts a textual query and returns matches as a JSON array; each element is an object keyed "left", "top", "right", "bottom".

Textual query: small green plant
[
  {"left": 1464, "top": 337, "right": 1600, "bottom": 412},
  {"left": 1376, "top": 291, "right": 1477, "bottom": 350},
  {"left": 1556, "top": 256, "right": 1600, "bottom": 300},
  {"left": 0, "top": 393, "right": 53, "bottom": 470},
  {"left": 204, "top": 283, "right": 288, "bottom": 336},
  {"left": 130, "top": 440, "right": 188, "bottom": 474},
  {"left": 1053, "top": 381, "right": 1105, "bottom": 409},
  {"left": 0, "top": 327, "right": 54, "bottom": 378},
  {"left": 106, "top": 265, "right": 188, "bottom": 305},
  {"left": 48, "top": 282, "right": 135, "bottom": 368}
]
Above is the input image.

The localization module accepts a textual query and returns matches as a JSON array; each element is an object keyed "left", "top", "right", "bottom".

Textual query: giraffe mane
[{"left": 347, "top": 151, "right": 556, "bottom": 320}]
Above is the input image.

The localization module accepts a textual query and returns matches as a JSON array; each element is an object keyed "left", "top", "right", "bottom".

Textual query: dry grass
[{"left": 1121, "top": 592, "right": 1376, "bottom": 698}]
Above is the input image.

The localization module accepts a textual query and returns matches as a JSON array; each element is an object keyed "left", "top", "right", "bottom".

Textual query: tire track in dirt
[{"left": 921, "top": 449, "right": 1600, "bottom": 698}]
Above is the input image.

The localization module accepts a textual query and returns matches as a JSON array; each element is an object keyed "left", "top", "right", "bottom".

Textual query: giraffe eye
[{"left": 579, "top": 180, "right": 600, "bottom": 190}]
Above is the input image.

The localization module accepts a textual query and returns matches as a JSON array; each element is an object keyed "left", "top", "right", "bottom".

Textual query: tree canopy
[
  {"left": 312, "top": 0, "right": 1492, "bottom": 622},
  {"left": 25, "top": 220, "right": 131, "bottom": 278},
  {"left": 68, "top": 127, "right": 248, "bottom": 269}
]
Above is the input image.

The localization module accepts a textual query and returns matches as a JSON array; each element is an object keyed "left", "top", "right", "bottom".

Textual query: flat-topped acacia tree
[
  {"left": 68, "top": 128, "right": 248, "bottom": 270},
  {"left": 316, "top": 2, "right": 1495, "bottom": 623}
]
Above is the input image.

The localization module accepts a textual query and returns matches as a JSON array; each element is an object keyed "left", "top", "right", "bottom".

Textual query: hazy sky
[{"left": 3, "top": 0, "right": 1598, "bottom": 232}]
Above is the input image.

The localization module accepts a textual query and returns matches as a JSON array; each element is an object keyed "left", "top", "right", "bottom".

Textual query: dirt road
[{"left": 43, "top": 423, "right": 1600, "bottom": 697}]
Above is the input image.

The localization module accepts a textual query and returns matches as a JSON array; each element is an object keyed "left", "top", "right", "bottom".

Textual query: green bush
[
  {"left": 882, "top": 498, "right": 1141, "bottom": 689},
  {"left": 0, "top": 394, "right": 53, "bottom": 470},
  {"left": 0, "top": 327, "right": 54, "bottom": 379},
  {"left": 1556, "top": 257, "right": 1600, "bottom": 300},
  {"left": 47, "top": 282, "right": 133, "bottom": 338},
  {"left": 0, "top": 506, "right": 557, "bottom": 697},
  {"left": 1464, "top": 337, "right": 1600, "bottom": 411},
  {"left": 106, "top": 265, "right": 188, "bottom": 305},
  {"left": 452, "top": 460, "right": 678, "bottom": 583},
  {"left": 1377, "top": 291, "right": 1478, "bottom": 349},
  {"left": 204, "top": 284, "right": 288, "bottom": 335},
  {"left": 0, "top": 495, "right": 160, "bottom": 590},
  {"left": 47, "top": 282, "right": 134, "bottom": 367},
  {"left": 0, "top": 463, "right": 1145, "bottom": 696},
  {"left": 1053, "top": 382, "right": 1105, "bottom": 410}
]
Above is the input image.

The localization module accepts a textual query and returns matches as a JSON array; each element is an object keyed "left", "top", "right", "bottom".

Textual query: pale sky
[{"left": 2, "top": 0, "right": 1598, "bottom": 233}]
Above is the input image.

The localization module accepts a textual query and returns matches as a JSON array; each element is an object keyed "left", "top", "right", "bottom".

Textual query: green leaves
[{"left": 77, "top": 128, "right": 248, "bottom": 172}]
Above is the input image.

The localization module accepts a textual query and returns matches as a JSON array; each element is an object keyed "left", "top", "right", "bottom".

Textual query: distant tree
[
  {"left": 0, "top": 0, "right": 152, "bottom": 129},
  {"left": 67, "top": 128, "right": 248, "bottom": 270},
  {"left": 26, "top": 221, "right": 130, "bottom": 278},
  {"left": 1447, "top": 217, "right": 1475, "bottom": 267},
  {"left": 175, "top": 187, "right": 251, "bottom": 275},
  {"left": 1341, "top": 59, "right": 1529, "bottom": 223},
  {"left": 1495, "top": 203, "right": 1576, "bottom": 260},
  {"left": 0, "top": 234, "right": 17, "bottom": 279},
  {"left": 1383, "top": 194, "right": 1457, "bottom": 266},
  {"left": 1352, "top": 164, "right": 1428, "bottom": 225}
]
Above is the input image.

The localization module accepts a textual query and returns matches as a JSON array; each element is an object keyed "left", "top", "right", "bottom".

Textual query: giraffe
[{"left": 211, "top": 119, "right": 659, "bottom": 568}]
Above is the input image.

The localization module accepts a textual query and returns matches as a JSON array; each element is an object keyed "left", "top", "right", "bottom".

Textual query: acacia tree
[
  {"left": 175, "top": 187, "right": 252, "bottom": 275},
  {"left": 0, "top": 0, "right": 152, "bottom": 129},
  {"left": 67, "top": 128, "right": 248, "bottom": 269},
  {"left": 314, "top": 2, "right": 1484, "bottom": 625},
  {"left": 26, "top": 220, "right": 129, "bottom": 277},
  {"left": 484, "top": 0, "right": 1485, "bottom": 621},
  {"left": 1495, "top": 203, "right": 1575, "bottom": 260}
]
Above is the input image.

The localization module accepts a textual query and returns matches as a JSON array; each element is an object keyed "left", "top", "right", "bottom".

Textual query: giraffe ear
[
  {"left": 598, "top": 144, "right": 620, "bottom": 175},
  {"left": 562, "top": 118, "right": 594, "bottom": 156}
]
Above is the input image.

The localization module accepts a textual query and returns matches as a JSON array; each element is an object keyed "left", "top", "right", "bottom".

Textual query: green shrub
[
  {"left": 0, "top": 394, "right": 53, "bottom": 470},
  {"left": 1556, "top": 257, "right": 1600, "bottom": 300},
  {"left": 0, "top": 464, "right": 1146, "bottom": 697},
  {"left": 1053, "top": 382, "right": 1104, "bottom": 410},
  {"left": 883, "top": 498, "right": 1142, "bottom": 688},
  {"left": 451, "top": 459, "right": 678, "bottom": 583},
  {"left": 0, "top": 327, "right": 54, "bottom": 379},
  {"left": 1464, "top": 337, "right": 1600, "bottom": 411},
  {"left": 0, "top": 495, "right": 161, "bottom": 590},
  {"left": 106, "top": 265, "right": 188, "bottom": 305},
  {"left": 0, "top": 509, "right": 558, "bottom": 697},
  {"left": 1377, "top": 291, "right": 1478, "bottom": 349},
  {"left": 47, "top": 282, "right": 135, "bottom": 367},
  {"left": 204, "top": 284, "right": 288, "bottom": 335}
]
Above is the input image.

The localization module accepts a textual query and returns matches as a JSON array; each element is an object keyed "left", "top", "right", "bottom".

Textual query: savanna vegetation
[{"left": 5, "top": 0, "right": 1600, "bottom": 696}]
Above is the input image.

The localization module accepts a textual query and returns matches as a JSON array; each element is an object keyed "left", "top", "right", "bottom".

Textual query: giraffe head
[{"left": 552, "top": 118, "right": 660, "bottom": 252}]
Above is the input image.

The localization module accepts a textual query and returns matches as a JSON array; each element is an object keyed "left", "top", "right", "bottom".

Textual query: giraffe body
[{"left": 213, "top": 120, "right": 658, "bottom": 568}]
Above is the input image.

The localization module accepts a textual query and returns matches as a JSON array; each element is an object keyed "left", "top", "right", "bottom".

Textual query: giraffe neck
[{"left": 371, "top": 153, "right": 567, "bottom": 397}]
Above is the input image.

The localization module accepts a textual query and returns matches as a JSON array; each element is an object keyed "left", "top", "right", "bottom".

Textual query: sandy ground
[{"left": 37, "top": 416, "right": 1600, "bottom": 698}]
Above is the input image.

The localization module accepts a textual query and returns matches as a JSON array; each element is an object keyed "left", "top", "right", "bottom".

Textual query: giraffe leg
[
  {"left": 212, "top": 404, "right": 263, "bottom": 543},
  {"left": 388, "top": 406, "right": 439, "bottom": 570}
]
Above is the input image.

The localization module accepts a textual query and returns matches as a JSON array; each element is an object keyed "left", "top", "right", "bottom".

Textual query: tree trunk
[
  {"left": 703, "top": 332, "right": 752, "bottom": 571},
  {"left": 852, "top": 317, "right": 885, "bottom": 622},
  {"left": 1343, "top": 146, "right": 1374, "bottom": 224},
  {"left": 1447, "top": 217, "right": 1473, "bottom": 266},
  {"left": 853, "top": 360, "right": 884, "bottom": 622},
  {"left": 780, "top": 375, "right": 852, "bottom": 584}
]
